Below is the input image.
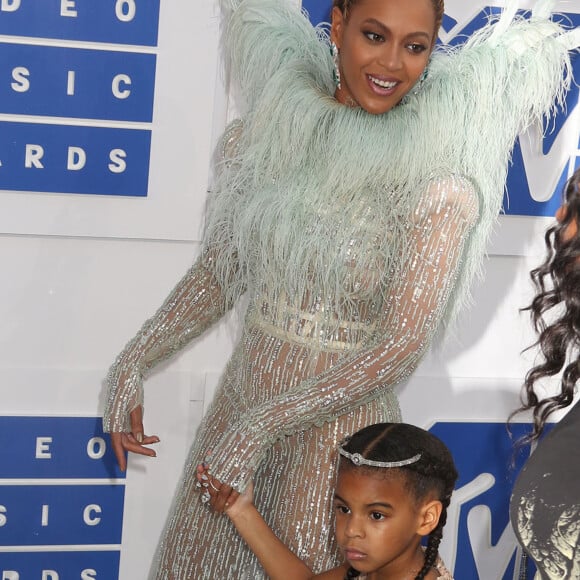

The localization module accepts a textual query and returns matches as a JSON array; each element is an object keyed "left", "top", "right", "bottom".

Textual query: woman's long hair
[
  {"left": 510, "top": 168, "right": 580, "bottom": 444},
  {"left": 340, "top": 422, "right": 458, "bottom": 580}
]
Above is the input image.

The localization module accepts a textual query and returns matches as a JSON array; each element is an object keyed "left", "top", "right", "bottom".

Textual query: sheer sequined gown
[
  {"left": 100, "top": 0, "right": 580, "bottom": 574},
  {"left": 104, "top": 131, "right": 478, "bottom": 577}
]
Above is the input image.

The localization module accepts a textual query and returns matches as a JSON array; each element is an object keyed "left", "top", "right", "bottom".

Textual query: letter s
[
  {"left": 81, "top": 570, "right": 97, "bottom": 580},
  {"left": 109, "top": 149, "right": 126, "bottom": 174},
  {"left": 0, "top": 505, "right": 7, "bottom": 526},
  {"left": 11, "top": 67, "right": 30, "bottom": 92}
]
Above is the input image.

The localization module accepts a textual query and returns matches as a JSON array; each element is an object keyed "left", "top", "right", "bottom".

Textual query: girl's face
[
  {"left": 334, "top": 467, "right": 439, "bottom": 578},
  {"left": 331, "top": 0, "right": 436, "bottom": 115}
]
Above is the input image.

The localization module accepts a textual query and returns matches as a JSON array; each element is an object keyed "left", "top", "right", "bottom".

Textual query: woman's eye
[
  {"left": 364, "top": 31, "right": 384, "bottom": 43},
  {"left": 407, "top": 43, "right": 428, "bottom": 54}
]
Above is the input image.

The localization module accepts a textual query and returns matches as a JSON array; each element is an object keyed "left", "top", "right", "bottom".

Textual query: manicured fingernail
[
  {"left": 136, "top": 433, "right": 143, "bottom": 443},
  {"left": 196, "top": 482, "right": 202, "bottom": 489},
  {"left": 202, "top": 483, "right": 209, "bottom": 488},
  {"left": 201, "top": 474, "right": 208, "bottom": 481}
]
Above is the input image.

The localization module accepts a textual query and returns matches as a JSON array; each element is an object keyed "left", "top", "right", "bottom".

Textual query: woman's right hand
[{"left": 110, "top": 405, "right": 160, "bottom": 471}]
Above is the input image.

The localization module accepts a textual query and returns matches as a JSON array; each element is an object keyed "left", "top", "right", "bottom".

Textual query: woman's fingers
[
  {"left": 129, "top": 405, "right": 145, "bottom": 443},
  {"left": 109, "top": 425, "right": 160, "bottom": 472},
  {"left": 111, "top": 431, "right": 128, "bottom": 472}
]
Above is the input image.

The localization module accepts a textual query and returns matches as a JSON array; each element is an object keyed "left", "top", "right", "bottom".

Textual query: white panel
[{"left": 0, "top": 0, "right": 225, "bottom": 241}]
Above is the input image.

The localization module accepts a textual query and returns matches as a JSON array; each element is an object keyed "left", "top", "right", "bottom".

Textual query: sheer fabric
[{"left": 104, "top": 144, "right": 478, "bottom": 576}]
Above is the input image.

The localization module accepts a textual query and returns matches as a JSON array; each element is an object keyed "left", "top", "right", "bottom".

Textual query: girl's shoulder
[{"left": 434, "top": 554, "right": 454, "bottom": 580}]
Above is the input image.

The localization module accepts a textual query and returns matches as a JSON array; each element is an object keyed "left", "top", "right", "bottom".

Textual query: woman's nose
[{"left": 379, "top": 45, "right": 403, "bottom": 71}]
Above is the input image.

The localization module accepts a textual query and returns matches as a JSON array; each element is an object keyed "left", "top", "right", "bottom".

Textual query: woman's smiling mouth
[{"left": 367, "top": 74, "right": 399, "bottom": 95}]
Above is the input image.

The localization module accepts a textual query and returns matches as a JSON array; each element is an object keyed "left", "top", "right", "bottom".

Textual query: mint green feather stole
[{"left": 205, "top": 0, "right": 579, "bottom": 328}]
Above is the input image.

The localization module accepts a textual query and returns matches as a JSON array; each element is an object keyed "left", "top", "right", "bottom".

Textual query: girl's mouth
[{"left": 343, "top": 548, "right": 367, "bottom": 561}]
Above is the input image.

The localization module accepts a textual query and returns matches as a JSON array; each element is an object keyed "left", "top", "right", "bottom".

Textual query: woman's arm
[
  {"left": 209, "top": 176, "right": 479, "bottom": 491},
  {"left": 103, "top": 123, "right": 246, "bottom": 467},
  {"left": 104, "top": 256, "right": 242, "bottom": 466}
]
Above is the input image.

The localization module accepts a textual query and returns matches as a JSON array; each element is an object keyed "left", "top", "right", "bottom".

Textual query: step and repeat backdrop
[
  {"left": 0, "top": 1, "right": 578, "bottom": 579},
  {"left": 0, "top": 417, "right": 125, "bottom": 579}
]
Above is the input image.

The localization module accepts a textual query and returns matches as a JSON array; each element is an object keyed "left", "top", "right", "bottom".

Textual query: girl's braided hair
[
  {"left": 332, "top": 0, "right": 445, "bottom": 37},
  {"left": 509, "top": 168, "right": 580, "bottom": 445},
  {"left": 340, "top": 422, "right": 458, "bottom": 580}
]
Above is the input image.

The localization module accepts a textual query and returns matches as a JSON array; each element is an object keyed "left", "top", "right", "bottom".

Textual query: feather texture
[{"left": 206, "top": 0, "right": 579, "bottom": 333}]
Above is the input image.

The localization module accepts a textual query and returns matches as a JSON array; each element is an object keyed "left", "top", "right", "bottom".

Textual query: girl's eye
[
  {"left": 370, "top": 511, "right": 385, "bottom": 521},
  {"left": 364, "top": 31, "right": 384, "bottom": 43},
  {"left": 335, "top": 504, "right": 350, "bottom": 515},
  {"left": 407, "top": 43, "right": 428, "bottom": 54}
]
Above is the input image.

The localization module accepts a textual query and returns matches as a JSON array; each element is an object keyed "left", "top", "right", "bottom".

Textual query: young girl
[{"left": 200, "top": 422, "right": 457, "bottom": 580}]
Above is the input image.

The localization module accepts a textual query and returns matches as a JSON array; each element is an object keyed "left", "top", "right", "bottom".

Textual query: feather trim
[{"left": 207, "top": 0, "right": 579, "bottom": 333}]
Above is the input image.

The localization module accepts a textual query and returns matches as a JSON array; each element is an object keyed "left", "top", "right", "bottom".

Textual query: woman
[
  {"left": 510, "top": 168, "right": 580, "bottom": 579},
  {"left": 103, "top": 0, "right": 579, "bottom": 576}
]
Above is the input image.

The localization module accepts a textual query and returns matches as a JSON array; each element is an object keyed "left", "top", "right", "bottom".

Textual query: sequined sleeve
[
  {"left": 102, "top": 122, "right": 245, "bottom": 434},
  {"left": 210, "top": 176, "right": 479, "bottom": 490}
]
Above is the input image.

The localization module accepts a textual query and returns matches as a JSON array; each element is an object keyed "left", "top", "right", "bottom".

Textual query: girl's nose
[{"left": 344, "top": 517, "right": 365, "bottom": 538}]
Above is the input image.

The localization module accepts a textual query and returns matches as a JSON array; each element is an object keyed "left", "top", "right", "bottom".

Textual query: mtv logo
[
  {"left": 301, "top": 0, "right": 580, "bottom": 217},
  {"left": 430, "top": 421, "right": 542, "bottom": 580}
]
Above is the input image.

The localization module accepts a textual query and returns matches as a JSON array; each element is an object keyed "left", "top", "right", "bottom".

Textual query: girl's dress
[
  {"left": 103, "top": 1, "right": 579, "bottom": 577},
  {"left": 510, "top": 400, "right": 580, "bottom": 579}
]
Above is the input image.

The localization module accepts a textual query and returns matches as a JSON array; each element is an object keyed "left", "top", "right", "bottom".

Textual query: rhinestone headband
[{"left": 338, "top": 447, "right": 422, "bottom": 468}]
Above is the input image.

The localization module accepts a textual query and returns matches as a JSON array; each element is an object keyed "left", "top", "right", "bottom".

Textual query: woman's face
[
  {"left": 556, "top": 203, "right": 578, "bottom": 242},
  {"left": 331, "top": 0, "right": 436, "bottom": 115}
]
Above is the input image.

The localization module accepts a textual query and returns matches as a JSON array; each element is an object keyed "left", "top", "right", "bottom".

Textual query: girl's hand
[
  {"left": 110, "top": 405, "right": 160, "bottom": 471},
  {"left": 196, "top": 464, "right": 253, "bottom": 516},
  {"left": 225, "top": 480, "right": 254, "bottom": 519}
]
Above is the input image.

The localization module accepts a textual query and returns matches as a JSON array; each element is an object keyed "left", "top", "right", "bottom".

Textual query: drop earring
[
  {"left": 413, "top": 60, "right": 430, "bottom": 95},
  {"left": 331, "top": 42, "right": 341, "bottom": 90}
]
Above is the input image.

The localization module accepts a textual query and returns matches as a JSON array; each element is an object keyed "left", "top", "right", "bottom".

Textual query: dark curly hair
[
  {"left": 510, "top": 168, "right": 580, "bottom": 444},
  {"left": 339, "top": 422, "right": 458, "bottom": 580},
  {"left": 332, "top": 0, "right": 445, "bottom": 37}
]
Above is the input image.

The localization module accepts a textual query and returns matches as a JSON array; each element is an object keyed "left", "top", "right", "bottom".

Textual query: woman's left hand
[{"left": 196, "top": 463, "right": 240, "bottom": 513}]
